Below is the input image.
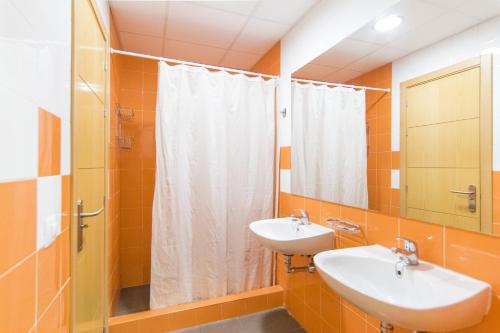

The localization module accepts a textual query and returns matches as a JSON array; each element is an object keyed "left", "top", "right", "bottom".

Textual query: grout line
[
  {"left": 34, "top": 250, "right": 38, "bottom": 327},
  {"left": 443, "top": 225, "right": 447, "bottom": 267},
  {"left": 0, "top": 177, "right": 38, "bottom": 184},
  {"left": 56, "top": 268, "right": 63, "bottom": 329},
  {"left": 36, "top": 278, "right": 71, "bottom": 325},
  {"left": 27, "top": 321, "right": 37, "bottom": 333},
  {"left": 397, "top": 216, "right": 401, "bottom": 237},
  {"left": 0, "top": 227, "right": 68, "bottom": 329},
  {"left": 0, "top": 250, "right": 36, "bottom": 280},
  {"left": 217, "top": 3, "right": 261, "bottom": 67}
]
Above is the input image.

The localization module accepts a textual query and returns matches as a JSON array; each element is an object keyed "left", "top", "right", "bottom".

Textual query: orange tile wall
[
  {"left": 348, "top": 64, "right": 398, "bottom": 216},
  {"left": 110, "top": 39, "right": 500, "bottom": 332},
  {"left": 115, "top": 54, "right": 157, "bottom": 288},
  {"left": 0, "top": 111, "right": 70, "bottom": 333},
  {"left": 108, "top": 17, "right": 122, "bottom": 313},
  {"left": 251, "top": 42, "right": 281, "bottom": 75},
  {"left": 278, "top": 59, "right": 500, "bottom": 331},
  {"left": 112, "top": 41, "right": 281, "bottom": 291},
  {"left": 277, "top": 190, "right": 500, "bottom": 333}
]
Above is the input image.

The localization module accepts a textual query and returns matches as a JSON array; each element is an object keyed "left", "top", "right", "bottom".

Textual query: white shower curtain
[
  {"left": 151, "top": 62, "right": 275, "bottom": 309},
  {"left": 291, "top": 82, "right": 368, "bottom": 209}
]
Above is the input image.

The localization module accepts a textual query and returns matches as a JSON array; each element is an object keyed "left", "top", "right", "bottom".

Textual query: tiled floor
[
  {"left": 113, "top": 284, "right": 150, "bottom": 316},
  {"left": 171, "top": 308, "right": 305, "bottom": 333}
]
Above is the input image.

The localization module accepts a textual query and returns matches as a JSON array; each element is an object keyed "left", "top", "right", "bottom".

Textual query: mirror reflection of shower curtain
[
  {"left": 151, "top": 62, "right": 275, "bottom": 309},
  {"left": 291, "top": 83, "right": 368, "bottom": 209}
]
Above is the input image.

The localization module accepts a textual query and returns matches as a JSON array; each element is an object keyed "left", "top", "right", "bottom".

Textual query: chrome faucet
[
  {"left": 391, "top": 237, "right": 419, "bottom": 266},
  {"left": 291, "top": 209, "right": 310, "bottom": 225}
]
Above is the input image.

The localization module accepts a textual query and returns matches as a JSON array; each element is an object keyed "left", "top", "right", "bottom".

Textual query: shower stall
[{"left": 109, "top": 48, "right": 279, "bottom": 317}]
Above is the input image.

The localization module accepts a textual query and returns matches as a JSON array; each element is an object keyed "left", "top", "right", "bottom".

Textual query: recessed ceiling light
[{"left": 374, "top": 15, "right": 402, "bottom": 32}]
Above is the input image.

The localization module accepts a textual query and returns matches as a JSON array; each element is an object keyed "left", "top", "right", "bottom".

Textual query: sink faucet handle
[
  {"left": 291, "top": 209, "right": 308, "bottom": 219},
  {"left": 394, "top": 237, "right": 418, "bottom": 254},
  {"left": 291, "top": 209, "right": 310, "bottom": 225}
]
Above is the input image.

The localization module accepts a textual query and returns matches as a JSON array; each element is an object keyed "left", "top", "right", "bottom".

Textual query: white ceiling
[
  {"left": 110, "top": 0, "right": 319, "bottom": 70},
  {"left": 294, "top": 0, "right": 500, "bottom": 83}
]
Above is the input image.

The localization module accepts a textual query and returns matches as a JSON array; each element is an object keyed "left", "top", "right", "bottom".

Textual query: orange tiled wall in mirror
[
  {"left": 277, "top": 191, "right": 500, "bottom": 333},
  {"left": 287, "top": 64, "right": 399, "bottom": 216},
  {"left": 278, "top": 56, "right": 500, "bottom": 332},
  {"left": 348, "top": 64, "right": 399, "bottom": 216}
]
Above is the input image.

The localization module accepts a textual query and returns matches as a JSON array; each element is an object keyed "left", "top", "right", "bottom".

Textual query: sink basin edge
[{"left": 313, "top": 245, "right": 492, "bottom": 332}]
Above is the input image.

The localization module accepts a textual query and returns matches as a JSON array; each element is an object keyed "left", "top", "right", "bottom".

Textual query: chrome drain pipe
[
  {"left": 284, "top": 254, "right": 315, "bottom": 273},
  {"left": 380, "top": 322, "right": 427, "bottom": 333},
  {"left": 380, "top": 322, "right": 393, "bottom": 333}
]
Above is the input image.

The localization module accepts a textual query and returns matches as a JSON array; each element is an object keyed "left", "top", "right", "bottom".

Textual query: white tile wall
[
  {"left": 391, "top": 169, "right": 400, "bottom": 189},
  {"left": 0, "top": 88, "right": 38, "bottom": 182},
  {"left": 1, "top": 0, "right": 71, "bottom": 250},
  {"left": 280, "top": 169, "right": 291, "bottom": 193},
  {"left": 0, "top": 0, "right": 71, "bottom": 183},
  {"left": 0, "top": 3, "right": 39, "bottom": 107},
  {"left": 37, "top": 176, "right": 62, "bottom": 249},
  {"left": 61, "top": 120, "right": 71, "bottom": 176}
]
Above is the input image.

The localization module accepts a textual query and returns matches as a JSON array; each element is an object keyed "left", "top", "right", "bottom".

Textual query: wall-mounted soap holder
[
  {"left": 117, "top": 105, "right": 135, "bottom": 121},
  {"left": 115, "top": 103, "right": 134, "bottom": 149},
  {"left": 116, "top": 135, "right": 132, "bottom": 149},
  {"left": 325, "top": 218, "right": 361, "bottom": 234}
]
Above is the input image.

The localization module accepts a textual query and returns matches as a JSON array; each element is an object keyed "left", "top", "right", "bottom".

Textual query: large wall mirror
[{"left": 290, "top": 0, "right": 500, "bottom": 235}]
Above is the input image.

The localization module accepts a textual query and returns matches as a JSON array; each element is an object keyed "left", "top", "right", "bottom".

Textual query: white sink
[
  {"left": 314, "top": 245, "right": 491, "bottom": 332},
  {"left": 249, "top": 217, "right": 334, "bottom": 255}
]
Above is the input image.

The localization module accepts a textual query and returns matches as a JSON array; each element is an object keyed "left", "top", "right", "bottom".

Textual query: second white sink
[
  {"left": 314, "top": 245, "right": 491, "bottom": 332},
  {"left": 249, "top": 217, "right": 334, "bottom": 255}
]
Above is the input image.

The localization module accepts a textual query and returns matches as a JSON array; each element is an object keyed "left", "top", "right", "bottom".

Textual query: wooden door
[
  {"left": 400, "top": 56, "right": 492, "bottom": 232},
  {"left": 72, "top": 0, "right": 107, "bottom": 332}
]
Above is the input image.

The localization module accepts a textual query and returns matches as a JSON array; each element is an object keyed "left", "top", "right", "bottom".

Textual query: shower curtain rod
[
  {"left": 292, "top": 77, "right": 391, "bottom": 92},
  {"left": 111, "top": 49, "right": 279, "bottom": 80}
]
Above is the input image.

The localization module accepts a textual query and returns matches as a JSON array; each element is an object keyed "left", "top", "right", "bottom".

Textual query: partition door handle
[
  {"left": 80, "top": 206, "right": 104, "bottom": 218},
  {"left": 449, "top": 185, "right": 476, "bottom": 213},
  {"left": 76, "top": 199, "right": 104, "bottom": 252}
]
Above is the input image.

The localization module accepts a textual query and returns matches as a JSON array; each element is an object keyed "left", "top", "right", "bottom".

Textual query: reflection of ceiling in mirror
[{"left": 294, "top": 0, "right": 500, "bottom": 83}]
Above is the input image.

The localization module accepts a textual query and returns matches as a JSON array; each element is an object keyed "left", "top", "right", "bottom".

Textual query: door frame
[
  {"left": 70, "top": 0, "right": 109, "bottom": 331},
  {"left": 400, "top": 55, "right": 493, "bottom": 233}
]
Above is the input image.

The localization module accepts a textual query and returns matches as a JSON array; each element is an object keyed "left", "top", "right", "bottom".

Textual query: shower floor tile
[
  {"left": 171, "top": 308, "right": 305, "bottom": 333},
  {"left": 113, "top": 284, "right": 150, "bottom": 316}
]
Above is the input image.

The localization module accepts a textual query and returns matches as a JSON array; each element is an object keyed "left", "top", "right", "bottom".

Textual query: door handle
[
  {"left": 449, "top": 185, "right": 476, "bottom": 213},
  {"left": 76, "top": 199, "right": 104, "bottom": 252},
  {"left": 80, "top": 206, "right": 104, "bottom": 218}
]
